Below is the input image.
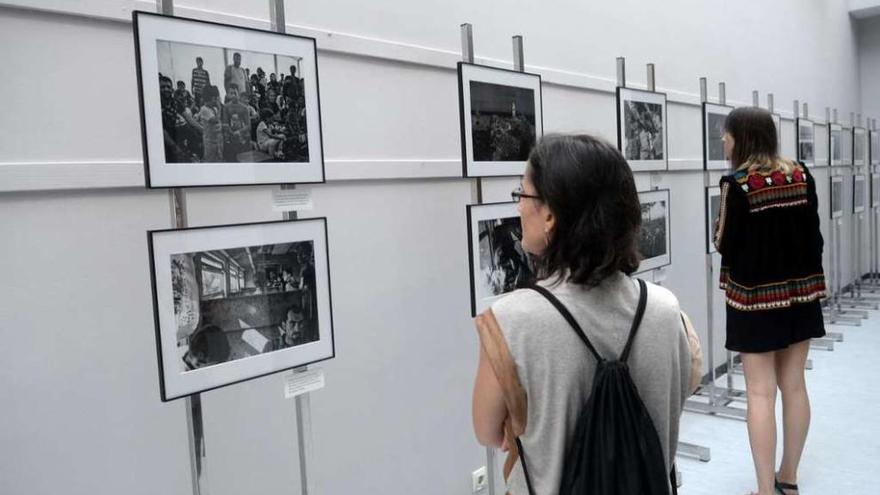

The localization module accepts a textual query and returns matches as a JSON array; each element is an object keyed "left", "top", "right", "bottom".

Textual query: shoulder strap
[
  {"left": 514, "top": 437, "right": 536, "bottom": 495},
  {"left": 529, "top": 284, "right": 603, "bottom": 362},
  {"left": 620, "top": 278, "right": 648, "bottom": 362}
]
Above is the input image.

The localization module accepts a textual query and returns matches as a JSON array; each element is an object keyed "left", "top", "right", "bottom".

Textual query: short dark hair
[
  {"left": 286, "top": 304, "right": 304, "bottom": 316},
  {"left": 196, "top": 56, "right": 203, "bottom": 63},
  {"left": 724, "top": 107, "right": 779, "bottom": 168},
  {"left": 528, "top": 134, "right": 642, "bottom": 287}
]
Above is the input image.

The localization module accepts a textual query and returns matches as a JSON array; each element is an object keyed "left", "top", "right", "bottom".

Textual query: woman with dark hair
[
  {"left": 471, "top": 134, "right": 695, "bottom": 494},
  {"left": 714, "top": 107, "right": 826, "bottom": 495}
]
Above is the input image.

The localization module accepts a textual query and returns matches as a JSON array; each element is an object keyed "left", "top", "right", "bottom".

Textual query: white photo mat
[
  {"left": 134, "top": 12, "right": 324, "bottom": 187},
  {"left": 458, "top": 63, "right": 543, "bottom": 177},
  {"left": 841, "top": 126, "right": 854, "bottom": 166},
  {"left": 871, "top": 130, "right": 880, "bottom": 167},
  {"left": 150, "top": 218, "right": 334, "bottom": 401},
  {"left": 616, "top": 87, "right": 668, "bottom": 172},
  {"left": 872, "top": 173, "right": 880, "bottom": 209}
]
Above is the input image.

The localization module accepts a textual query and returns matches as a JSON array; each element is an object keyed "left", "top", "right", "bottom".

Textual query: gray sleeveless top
[{"left": 491, "top": 272, "right": 691, "bottom": 494}]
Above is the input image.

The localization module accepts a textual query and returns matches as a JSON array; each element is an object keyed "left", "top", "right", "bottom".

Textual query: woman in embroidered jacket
[{"left": 714, "top": 107, "right": 826, "bottom": 495}]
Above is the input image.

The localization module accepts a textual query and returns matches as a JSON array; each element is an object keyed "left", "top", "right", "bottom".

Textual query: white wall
[{"left": 0, "top": 1, "right": 873, "bottom": 494}]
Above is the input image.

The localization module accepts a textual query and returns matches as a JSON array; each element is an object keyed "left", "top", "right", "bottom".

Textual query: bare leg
[
  {"left": 775, "top": 339, "right": 811, "bottom": 493},
  {"left": 741, "top": 351, "right": 778, "bottom": 495}
]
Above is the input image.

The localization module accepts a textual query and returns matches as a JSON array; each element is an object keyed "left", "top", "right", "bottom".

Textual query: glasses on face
[{"left": 511, "top": 186, "right": 541, "bottom": 203}]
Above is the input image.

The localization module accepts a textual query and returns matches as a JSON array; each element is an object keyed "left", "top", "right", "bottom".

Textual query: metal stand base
[
  {"left": 684, "top": 386, "right": 747, "bottom": 421},
  {"left": 836, "top": 298, "right": 878, "bottom": 310},
  {"left": 810, "top": 338, "right": 834, "bottom": 351},
  {"left": 677, "top": 441, "right": 711, "bottom": 462}
]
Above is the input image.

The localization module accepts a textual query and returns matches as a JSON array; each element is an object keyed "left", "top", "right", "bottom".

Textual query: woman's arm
[{"left": 472, "top": 343, "right": 507, "bottom": 448}]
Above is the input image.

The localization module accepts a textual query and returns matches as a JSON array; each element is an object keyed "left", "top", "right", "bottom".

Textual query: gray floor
[{"left": 677, "top": 317, "right": 880, "bottom": 494}]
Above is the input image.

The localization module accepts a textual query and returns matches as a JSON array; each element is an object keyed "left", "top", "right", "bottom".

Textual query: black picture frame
[
  {"left": 796, "top": 118, "right": 816, "bottom": 167},
  {"left": 702, "top": 103, "right": 734, "bottom": 170},
  {"left": 466, "top": 200, "right": 532, "bottom": 316},
  {"left": 458, "top": 62, "right": 544, "bottom": 178},
  {"left": 133, "top": 11, "right": 326, "bottom": 188},
  {"left": 635, "top": 188, "right": 672, "bottom": 273},
  {"left": 615, "top": 86, "right": 669, "bottom": 172},
  {"left": 705, "top": 185, "right": 721, "bottom": 255},
  {"left": 148, "top": 217, "right": 335, "bottom": 401}
]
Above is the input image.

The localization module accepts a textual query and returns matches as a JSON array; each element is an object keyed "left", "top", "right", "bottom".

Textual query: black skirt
[{"left": 726, "top": 300, "right": 826, "bottom": 353}]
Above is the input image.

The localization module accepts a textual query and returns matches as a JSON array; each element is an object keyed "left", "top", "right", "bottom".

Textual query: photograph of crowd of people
[
  {"left": 156, "top": 39, "right": 310, "bottom": 164},
  {"left": 623, "top": 100, "right": 664, "bottom": 160},
  {"left": 469, "top": 80, "right": 537, "bottom": 162},
  {"left": 798, "top": 122, "right": 815, "bottom": 164},
  {"left": 171, "top": 241, "right": 319, "bottom": 372},
  {"left": 637, "top": 191, "right": 671, "bottom": 272}
]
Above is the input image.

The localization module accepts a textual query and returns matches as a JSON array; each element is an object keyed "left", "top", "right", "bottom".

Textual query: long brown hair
[{"left": 724, "top": 107, "right": 795, "bottom": 173}]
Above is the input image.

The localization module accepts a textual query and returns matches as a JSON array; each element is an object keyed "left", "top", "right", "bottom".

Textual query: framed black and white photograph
[
  {"left": 830, "top": 176, "right": 844, "bottom": 219},
  {"left": 148, "top": 218, "right": 334, "bottom": 401},
  {"left": 705, "top": 186, "right": 721, "bottom": 255},
  {"left": 871, "top": 130, "right": 880, "bottom": 167},
  {"left": 703, "top": 103, "right": 733, "bottom": 170},
  {"left": 134, "top": 11, "right": 325, "bottom": 188},
  {"left": 458, "top": 62, "right": 543, "bottom": 177},
  {"left": 636, "top": 189, "right": 672, "bottom": 273},
  {"left": 854, "top": 174, "right": 866, "bottom": 214},
  {"left": 616, "top": 87, "right": 668, "bottom": 172},
  {"left": 466, "top": 202, "right": 532, "bottom": 316},
  {"left": 854, "top": 127, "right": 868, "bottom": 167},
  {"left": 797, "top": 119, "right": 815, "bottom": 167},
  {"left": 842, "top": 126, "right": 854, "bottom": 166},
  {"left": 872, "top": 173, "right": 880, "bottom": 209},
  {"left": 829, "top": 123, "right": 843, "bottom": 167}
]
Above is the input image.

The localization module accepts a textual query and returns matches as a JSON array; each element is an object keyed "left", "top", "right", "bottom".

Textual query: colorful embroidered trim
[
  {"left": 720, "top": 271, "right": 827, "bottom": 311},
  {"left": 714, "top": 182, "right": 731, "bottom": 251},
  {"left": 745, "top": 182, "right": 809, "bottom": 213}
]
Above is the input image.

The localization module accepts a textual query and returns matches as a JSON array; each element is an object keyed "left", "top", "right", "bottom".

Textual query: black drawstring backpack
[{"left": 517, "top": 279, "right": 678, "bottom": 495}]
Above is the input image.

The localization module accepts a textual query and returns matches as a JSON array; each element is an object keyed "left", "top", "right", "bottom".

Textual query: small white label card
[
  {"left": 284, "top": 368, "right": 325, "bottom": 399},
  {"left": 653, "top": 266, "right": 668, "bottom": 285},
  {"left": 272, "top": 187, "right": 314, "bottom": 212}
]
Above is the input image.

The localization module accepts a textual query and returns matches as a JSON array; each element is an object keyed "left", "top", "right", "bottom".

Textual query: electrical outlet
[{"left": 472, "top": 466, "right": 488, "bottom": 492}]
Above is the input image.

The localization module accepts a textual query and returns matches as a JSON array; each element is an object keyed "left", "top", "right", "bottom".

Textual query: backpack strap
[
  {"left": 514, "top": 437, "right": 536, "bottom": 495},
  {"left": 528, "top": 284, "right": 604, "bottom": 362},
  {"left": 619, "top": 278, "right": 648, "bottom": 363}
]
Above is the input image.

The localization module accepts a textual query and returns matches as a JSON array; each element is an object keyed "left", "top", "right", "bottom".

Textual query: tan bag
[{"left": 680, "top": 311, "right": 703, "bottom": 394}]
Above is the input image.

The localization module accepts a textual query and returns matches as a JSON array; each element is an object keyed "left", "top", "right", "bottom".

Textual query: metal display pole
[
  {"left": 838, "top": 112, "right": 879, "bottom": 310},
  {"left": 768, "top": 93, "right": 774, "bottom": 114},
  {"left": 269, "top": 3, "right": 317, "bottom": 494},
  {"left": 752, "top": 90, "right": 759, "bottom": 108},
  {"left": 158, "top": 3, "right": 209, "bottom": 494},
  {"left": 685, "top": 78, "right": 746, "bottom": 422}
]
